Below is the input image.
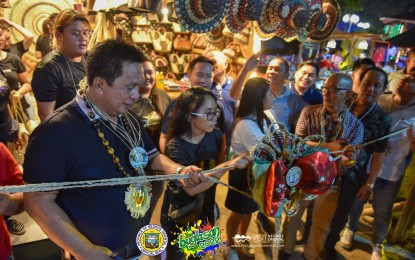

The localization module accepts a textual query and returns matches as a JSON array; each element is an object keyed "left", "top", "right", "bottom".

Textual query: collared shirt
[
  {"left": 377, "top": 104, "right": 415, "bottom": 181},
  {"left": 348, "top": 103, "right": 391, "bottom": 181},
  {"left": 296, "top": 104, "right": 364, "bottom": 175},
  {"left": 210, "top": 76, "right": 236, "bottom": 146},
  {"left": 289, "top": 81, "right": 323, "bottom": 105},
  {"left": 266, "top": 86, "right": 306, "bottom": 132},
  {"left": 296, "top": 104, "right": 364, "bottom": 144}
]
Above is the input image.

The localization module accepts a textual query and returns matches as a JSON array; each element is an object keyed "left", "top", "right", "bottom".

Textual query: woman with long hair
[
  {"left": 225, "top": 77, "right": 274, "bottom": 258},
  {"left": 161, "top": 86, "right": 250, "bottom": 259},
  {"left": 35, "top": 19, "right": 54, "bottom": 59}
]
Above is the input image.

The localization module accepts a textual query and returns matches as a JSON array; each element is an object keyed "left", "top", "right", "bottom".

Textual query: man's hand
[
  {"left": 179, "top": 165, "right": 203, "bottom": 188},
  {"left": 244, "top": 53, "right": 260, "bottom": 72},
  {"left": 341, "top": 144, "right": 359, "bottom": 167},
  {"left": 324, "top": 139, "right": 348, "bottom": 156},
  {"left": 0, "top": 193, "right": 18, "bottom": 216},
  {"left": 356, "top": 184, "right": 372, "bottom": 201}
]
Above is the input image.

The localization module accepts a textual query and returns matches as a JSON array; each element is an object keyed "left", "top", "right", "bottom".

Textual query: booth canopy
[{"left": 388, "top": 26, "right": 415, "bottom": 48}]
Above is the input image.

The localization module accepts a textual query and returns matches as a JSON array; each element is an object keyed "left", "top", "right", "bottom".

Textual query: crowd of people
[{"left": 1, "top": 8, "right": 415, "bottom": 260}]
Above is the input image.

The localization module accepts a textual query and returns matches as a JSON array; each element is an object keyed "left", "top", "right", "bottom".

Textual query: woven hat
[
  {"left": 174, "top": 0, "right": 230, "bottom": 33},
  {"left": 257, "top": 0, "right": 285, "bottom": 34},
  {"left": 253, "top": 21, "right": 274, "bottom": 41},
  {"left": 309, "top": 0, "right": 340, "bottom": 41},
  {"left": 306, "top": 0, "right": 326, "bottom": 34},
  {"left": 294, "top": 151, "right": 337, "bottom": 195},
  {"left": 274, "top": 0, "right": 311, "bottom": 39},
  {"left": 234, "top": 26, "right": 250, "bottom": 44},
  {"left": 245, "top": 0, "right": 264, "bottom": 21},
  {"left": 226, "top": 0, "right": 248, "bottom": 34}
]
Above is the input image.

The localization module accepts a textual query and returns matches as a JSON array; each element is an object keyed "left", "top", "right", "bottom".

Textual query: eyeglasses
[
  {"left": 191, "top": 109, "right": 221, "bottom": 121},
  {"left": 321, "top": 86, "right": 350, "bottom": 94}
]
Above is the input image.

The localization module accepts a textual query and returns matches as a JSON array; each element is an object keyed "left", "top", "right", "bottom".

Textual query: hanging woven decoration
[
  {"left": 6, "top": 0, "right": 72, "bottom": 58},
  {"left": 174, "top": 0, "right": 230, "bottom": 33},
  {"left": 249, "top": 123, "right": 338, "bottom": 234}
]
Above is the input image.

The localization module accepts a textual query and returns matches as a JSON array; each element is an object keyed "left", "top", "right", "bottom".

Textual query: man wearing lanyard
[{"left": 279, "top": 73, "right": 363, "bottom": 260}]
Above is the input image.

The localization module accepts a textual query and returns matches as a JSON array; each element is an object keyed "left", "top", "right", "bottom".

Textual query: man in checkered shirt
[{"left": 280, "top": 73, "right": 364, "bottom": 260}]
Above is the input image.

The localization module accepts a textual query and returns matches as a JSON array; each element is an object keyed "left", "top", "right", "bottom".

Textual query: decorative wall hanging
[
  {"left": 7, "top": 0, "right": 72, "bottom": 58},
  {"left": 150, "top": 29, "right": 173, "bottom": 53},
  {"left": 173, "top": 34, "right": 192, "bottom": 51},
  {"left": 169, "top": 54, "right": 192, "bottom": 75},
  {"left": 274, "top": 0, "right": 311, "bottom": 39},
  {"left": 308, "top": 0, "right": 340, "bottom": 41},
  {"left": 174, "top": 0, "right": 230, "bottom": 33}
]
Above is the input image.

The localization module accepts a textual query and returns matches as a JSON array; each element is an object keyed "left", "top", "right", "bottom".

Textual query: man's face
[
  {"left": 322, "top": 76, "right": 351, "bottom": 111},
  {"left": 140, "top": 61, "right": 155, "bottom": 94},
  {"left": 100, "top": 62, "right": 144, "bottom": 117},
  {"left": 188, "top": 61, "right": 213, "bottom": 89},
  {"left": 266, "top": 59, "right": 287, "bottom": 87},
  {"left": 352, "top": 64, "right": 373, "bottom": 94},
  {"left": 3, "top": 29, "right": 10, "bottom": 49},
  {"left": 358, "top": 70, "right": 386, "bottom": 105},
  {"left": 407, "top": 53, "right": 415, "bottom": 74},
  {"left": 294, "top": 64, "right": 317, "bottom": 90},
  {"left": 55, "top": 21, "right": 90, "bottom": 58},
  {"left": 206, "top": 51, "right": 227, "bottom": 83},
  {"left": 396, "top": 72, "right": 415, "bottom": 97}
]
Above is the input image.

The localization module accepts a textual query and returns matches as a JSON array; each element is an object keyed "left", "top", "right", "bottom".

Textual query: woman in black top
[
  {"left": 35, "top": 19, "right": 54, "bottom": 59},
  {"left": 161, "top": 87, "right": 250, "bottom": 259}
]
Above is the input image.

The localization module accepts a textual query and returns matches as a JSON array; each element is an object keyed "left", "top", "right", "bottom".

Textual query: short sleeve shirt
[
  {"left": 165, "top": 129, "right": 222, "bottom": 223},
  {"left": 4, "top": 41, "right": 26, "bottom": 58},
  {"left": 267, "top": 87, "right": 306, "bottom": 132},
  {"left": 23, "top": 99, "right": 157, "bottom": 250},
  {"left": 35, "top": 36, "right": 53, "bottom": 57},
  {"left": 210, "top": 76, "right": 236, "bottom": 145},
  {"left": 32, "top": 50, "right": 87, "bottom": 110},
  {"left": 348, "top": 103, "right": 391, "bottom": 179},
  {"left": 289, "top": 82, "right": 323, "bottom": 105},
  {"left": 231, "top": 118, "right": 267, "bottom": 155},
  {"left": 130, "top": 88, "right": 171, "bottom": 149},
  {"left": 0, "top": 53, "right": 26, "bottom": 91}
]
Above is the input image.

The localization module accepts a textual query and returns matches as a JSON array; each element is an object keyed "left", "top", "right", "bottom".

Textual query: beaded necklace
[{"left": 79, "top": 88, "right": 151, "bottom": 219}]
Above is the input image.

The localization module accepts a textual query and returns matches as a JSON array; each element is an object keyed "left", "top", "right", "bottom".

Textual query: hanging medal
[
  {"left": 125, "top": 182, "right": 152, "bottom": 218},
  {"left": 129, "top": 147, "right": 149, "bottom": 169},
  {"left": 126, "top": 147, "right": 152, "bottom": 219}
]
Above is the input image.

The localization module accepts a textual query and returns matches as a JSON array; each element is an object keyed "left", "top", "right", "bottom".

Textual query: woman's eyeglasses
[{"left": 191, "top": 109, "right": 221, "bottom": 121}]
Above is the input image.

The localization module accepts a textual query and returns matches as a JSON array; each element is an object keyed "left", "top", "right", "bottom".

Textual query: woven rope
[{"left": 0, "top": 166, "right": 235, "bottom": 194}]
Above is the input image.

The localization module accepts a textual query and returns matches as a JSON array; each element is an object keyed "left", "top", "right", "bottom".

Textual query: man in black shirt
[{"left": 31, "top": 9, "right": 90, "bottom": 121}]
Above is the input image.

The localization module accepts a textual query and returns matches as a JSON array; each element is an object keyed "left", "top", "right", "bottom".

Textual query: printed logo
[
  {"left": 136, "top": 224, "right": 168, "bottom": 256},
  {"left": 233, "top": 234, "right": 251, "bottom": 243},
  {"left": 171, "top": 220, "right": 225, "bottom": 258}
]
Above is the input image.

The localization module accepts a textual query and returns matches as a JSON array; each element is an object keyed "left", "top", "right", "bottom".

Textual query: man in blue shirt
[
  {"left": 289, "top": 61, "right": 322, "bottom": 105},
  {"left": 205, "top": 50, "right": 236, "bottom": 147}
]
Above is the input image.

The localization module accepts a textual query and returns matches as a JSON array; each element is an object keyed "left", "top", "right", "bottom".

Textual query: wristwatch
[
  {"left": 366, "top": 182, "right": 375, "bottom": 189},
  {"left": 174, "top": 166, "right": 184, "bottom": 175}
]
